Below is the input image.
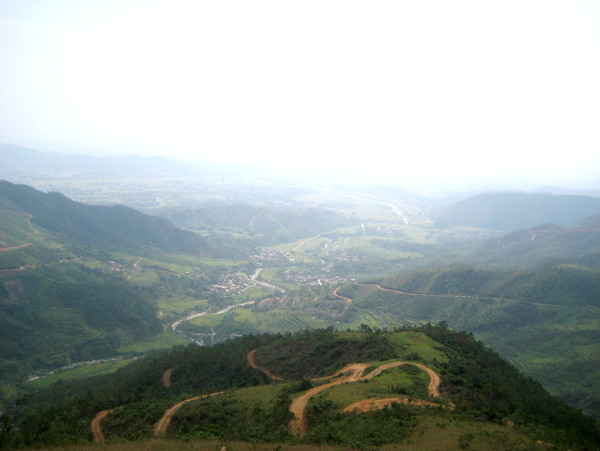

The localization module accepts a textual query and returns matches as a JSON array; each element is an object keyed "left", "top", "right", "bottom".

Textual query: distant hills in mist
[{"left": 430, "top": 191, "right": 600, "bottom": 231}]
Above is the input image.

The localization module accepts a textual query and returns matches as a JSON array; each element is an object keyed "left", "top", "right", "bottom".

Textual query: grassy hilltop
[{"left": 2, "top": 326, "right": 598, "bottom": 450}]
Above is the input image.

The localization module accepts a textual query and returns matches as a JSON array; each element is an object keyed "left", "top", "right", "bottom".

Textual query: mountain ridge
[{"left": 430, "top": 191, "right": 600, "bottom": 231}]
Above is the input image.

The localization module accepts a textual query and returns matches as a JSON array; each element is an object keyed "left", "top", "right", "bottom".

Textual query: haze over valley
[{"left": 1, "top": 1, "right": 600, "bottom": 448}]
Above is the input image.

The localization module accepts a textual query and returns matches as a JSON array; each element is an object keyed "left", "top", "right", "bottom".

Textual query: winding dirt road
[
  {"left": 342, "top": 397, "right": 444, "bottom": 413},
  {"left": 91, "top": 407, "right": 120, "bottom": 442},
  {"left": 288, "top": 361, "right": 443, "bottom": 436},
  {"left": 248, "top": 349, "right": 284, "bottom": 380},
  {"left": 154, "top": 392, "right": 223, "bottom": 434}
]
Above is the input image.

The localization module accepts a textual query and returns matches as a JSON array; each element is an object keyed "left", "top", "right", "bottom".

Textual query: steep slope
[
  {"left": 461, "top": 218, "right": 600, "bottom": 267},
  {"left": 343, "top": 264, "right": 600, "bottom": 414},
  {"left": 0, "top": 265, "right": 161, "bottom": 381},
  {"left": 430, "top": 191, "right": 600, "bottom": 231},
  {"left": 4, "top": 328, "right": 598, "bottom": 450},
  {"left": 0, "top": 180, "right": 222, "bottom": 257}
]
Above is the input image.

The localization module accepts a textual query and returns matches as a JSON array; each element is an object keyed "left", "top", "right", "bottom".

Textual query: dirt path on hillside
[
  {"left": 0, "top": 242, "right": 32, "bottom": 252},
  {"left": 361, "top": 361, "right": 441, "bottom": 397},
  {"left": 289, "top": 361, "right": 443, "bottom": 436},
  {"left": 91, "top": 407, "right": 120, "bottom": 442},
  {"left": 0, "top": 211, "right": 38, "bottom": 251},
  {"left": 333, "top": 286, "right": 353, "bottom": 313},
  {"left": 247, "top": 349, "right": 284, "bottom": 380},
  {"left": 289, "top": 363, "right": 369, "bottom": 435},
  {"left": 162, "top": 368, "right": 172, "bottom": 387},
  {"left": 358, "top": 283, "right": 470, "bottom": 299},
  {"left": 342, "top": 397, "right": 445, "bottom": 413},
  {"left": 154, "top": 392, "right": 223, "bottom": 434}
]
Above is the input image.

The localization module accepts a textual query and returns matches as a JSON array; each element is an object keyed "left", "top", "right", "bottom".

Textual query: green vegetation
[
  {"left": 1, "top": 327, "right": 597, "bottom": 450},
  {"left": 2, "top": 176, "right": 600, "bottom": 450},
  {"left": 341, "top": 263, "right": 600, "bottom": 415}
]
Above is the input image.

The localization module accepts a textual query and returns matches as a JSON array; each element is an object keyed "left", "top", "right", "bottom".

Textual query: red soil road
[
  {"left": 342, "top": 397, "right": 446, "bottom": 413},
  {"left": 247, "top": 349, "right": 284, "bottom": 381},
  {"left": 289, "top": 363, "right": 369, "bottom": 435},
  {"left": 162, "top": 368, "right": 172, "bottom": 387},
  {"left": 361, "top": 361, "right": 441, "bottom": 397},
  {"left": 91, "top": 407, "right": 120, "bottom": 442},
  {"left": 289, "top": 361, "right": 443, "bottom": 436},
  {"left": 154, "top": 392, "right": 223, "bottom": 434}
]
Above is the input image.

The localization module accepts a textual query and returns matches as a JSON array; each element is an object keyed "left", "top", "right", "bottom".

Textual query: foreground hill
[
  {"left": 340, "top": 264, "right": 600, "bottom": 415},
  {"left": 2, "top": 327, "right": 598, "bottom": 450},
  {"left": 430, "top": 191, "right": 600, "bottom": 231}
]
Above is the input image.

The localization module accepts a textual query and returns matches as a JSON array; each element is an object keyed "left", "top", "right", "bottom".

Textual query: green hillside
[
  {"left": 459, "top": 221, "right": 600, "bottom": 267},
  {"left": 169, "top": 204, "right": 351, "bottom": 244},
  {"left": 430, "top": 191, "right": 600, "bottom": 231},
  {"left": 0, "top": 180, "right": 224, "bottom": 258},
  {"left": 340, "top": 264, "right": 600, "bottom": 415},
  {"left": 2, "top": 327, "right": 597, "bottom": 450}
]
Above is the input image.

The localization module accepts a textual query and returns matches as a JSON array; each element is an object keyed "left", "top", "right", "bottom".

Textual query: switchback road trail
[
  {"left": 289, "top": 363, "right": 369, "bottom": 435},
  {"left": 333, "top": 286, "right": 353, "bottom": 313},
  {"left": 0, "top": 242, "right": 32, "bottom": 252},
  {"left": 91, "top": 407, "right": 121, "bottom": 442},
  {"left": 154, "top": 392, "right": 223, "bottom": 434},
  {"left": 0, "top": 211, "right": 39, "bottom": 251},
  {"left": 289, "top": 361, "right": 443, "bottom": 436},
  {"left": 248, "top": 349, "right": 284, "bottom": 381}
]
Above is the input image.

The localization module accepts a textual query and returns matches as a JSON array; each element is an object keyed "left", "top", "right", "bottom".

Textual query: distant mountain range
[
  {"left": 0, "top": 144, "right": 209, "bottom": 179},
  {"left": 430, "top": 191, "right": 600, "bottom": 231}
]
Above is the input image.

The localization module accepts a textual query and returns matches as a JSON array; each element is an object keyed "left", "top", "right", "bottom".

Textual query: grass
[
  {"left": 158, "top": 295, "right": 208, "bottom": 314},
  {"left": 31, "top": 439, "right": 354, "bottom": 450},
  {"left": 223, "top": 383, "right": 291, "bottom": 408},
  {"left": 28, "top": 358, "right": 137, "bottom": 387},
  {"left": 388, "top": 331, "right": 450, "bottom": 364},
  {"left": 117, "top": 329, "right": 190, "bottom": 353},
  {"left": 319, "top": 364, "right": 431, "bottom": 408}
]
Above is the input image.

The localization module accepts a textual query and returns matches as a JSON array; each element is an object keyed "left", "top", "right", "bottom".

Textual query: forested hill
[
  {"left": 168, "top": 204, "right": 351, "bottom": 244},
  {"left": 342, "top": 264, "right": 600, "bottom": 415},
  {"left": 0, "top": 180, "right": 222, "bottom": 257},
  {"left": 460, "top": 217, "right": 600, "bottom": 267},
  {"left": 430, "top": 191, "right": 600, "bottom": 231},
  {"left": 3, "top": 327, "right": 599, "bottom": 449}
]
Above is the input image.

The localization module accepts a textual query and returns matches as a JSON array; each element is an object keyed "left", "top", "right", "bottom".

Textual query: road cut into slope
[
  {"left": 154, "top": 392, "right": 223, "bottom": 434},
  {"left": 91, "top": 407, "right": 121, "bottom": 442},
  {"left": 162, "top": 367, "right": 172, "bottom": 387},
  {"left": 342, "top": 396, "right": 446, "bottom": 413},
  {"left": 247, "top": 349, "right": 284, "bottom": 381},
  {"left": 289, "top": 361, "right": 443, "bottom": 436},
  {"left": 289, "top": 363, "right": 369, "bottom": 435}
]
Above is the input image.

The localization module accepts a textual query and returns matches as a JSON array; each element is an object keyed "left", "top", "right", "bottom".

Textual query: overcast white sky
[{"left": 1, "top": 0, "right": 600, "bottom": 187}]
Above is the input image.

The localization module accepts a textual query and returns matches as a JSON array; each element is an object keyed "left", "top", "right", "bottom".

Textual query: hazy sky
[{"left": 1, "top": 1, "right": 600, "bottom": 187}]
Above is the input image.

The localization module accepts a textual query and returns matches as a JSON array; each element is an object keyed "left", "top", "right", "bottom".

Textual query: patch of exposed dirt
[
  {"left": 154, "top": 392, "right": 223, "bottom": 434},
  {"left": 247, "top": 349, "right": 284, "bottom": 381},
  {"left": 162, "top": 368, "right": 172, "bottom": 387}
]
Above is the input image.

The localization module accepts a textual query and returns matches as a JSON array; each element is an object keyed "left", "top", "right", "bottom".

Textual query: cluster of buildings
[
  {"left": 283, "top": 270, "right": 349, "bottom": 286},
  {"left": 249, "top": 248, "right": 285, "bottom": 263},
  {"left": 209, "top": 273, "right": 253, "bottom": 295}
]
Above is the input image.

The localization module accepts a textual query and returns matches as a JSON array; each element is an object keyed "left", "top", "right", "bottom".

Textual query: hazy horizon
[{"left": 2, "top": 1, "right": 600, "bottom": 190}]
